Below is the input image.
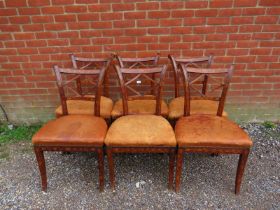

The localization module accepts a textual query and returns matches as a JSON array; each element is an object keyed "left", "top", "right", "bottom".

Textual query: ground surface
[{"left": 0, "top": 123, "right": 279, "bottom": 209}]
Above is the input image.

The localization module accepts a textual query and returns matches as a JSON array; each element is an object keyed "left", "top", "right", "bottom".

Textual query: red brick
[
  {"left": 41, "top": 7, "right": 64, "bottom": 14},
  {"left": 247, "top": 63, "right": 268, "bottom": 70},
  {"left": 136, "top": 2, "right": 159, "bottom": 10},
  {"left": 58, "top": 31, "right": 79, "bottom": 38},
  {"left": 160, "top": 19, "right": 182, "bottom": 27},
  {"left": 229, "top": 34, "right": 251, "bottom": 40},
  {"left": 234, "top": 0, "right": 257, "bottom": 7},
  {"left": 219, "top": 8, "right": 242, "bottom": 16},
  {"left": 77, "top": 14, "right": 99, "bottom": 21},
  {"left": 55, "top": 14, "right": 76, "bottom": 22},
  {"left": 184, "top": 17, "right": 206, "bottom": 26},
  {"left": 0, "top": 17, "right": 8, "bottom": 24},
  {"left": 38, "top": 47, "right": 59, "bottom": 54},
  {"left": 125, "top": 44, "right": 146, "bottom": 51},
  {"left": 232, "top": 17, "right": 253, "bottom": 24},
  {"left": 14, "top": 33, "right": 35, "bottom": 40},
  {"left": 215, "top": 42, "right": 235, "bottom": 48},
  {"left": 9, "top": 16, "right": 30, "bottom": 24},
  {"left": 23, "top": 24, "right": 44, "bottom": 31},
  {"left": 242, "top": 8, "right": 265, "bottom": 15},
  {"left": 194, "top": 26, "right": 216, "bottom": 34},
  {"left": 263, "top": 25, "right": 280, "bottom": 32},
  {"left": 196, "top": 9, "right": 218, "bottom": 17},
  {"left": 185, "top": 1, "right": 208, "bottom": 8},
  {"left": 0, "top": 8, "right": 17, "bottom": 16},
  {"left": 36, "top": 32, "right": 57, "bottom": 39},
  {"left": 91, "top": 21, "right": 112, "bottom": 29},
  {"left": 250, "top": 48, "right": 271, "bottom": 55},
  {"left": 137, "top": 19, "right": 158, "bottom": 27},
  {"left": 235, "top": 56, "right": 256, "bottom": 63},
  {"left": 161, "top": 2, "right": 184, "bottom": 9},
  {"left": 266, "top": 8, "right": 280, "bottom": 15},
  {"left": 114, "top": 20, "right": 135, "bottom": 28},
  {"left": 32, "top": 16, "right": 53, "bottom": 23},
  {"left": 80, "top": 30, "right": 102, "bottom": 38},
  {"left": 257, "top": 56, "right": 278, "bottom": 62},
  {"left": 47, "top": 39, "right": 69, "bottom": 46},
  {"left": 68, "top": 22, "right": 90, "bottom": 30},
  {"left": 52, "top": 0, "right": 74, "bottom": 5},
  {"left": 4, "top": 41, "right": 25, "bottom": 48},
  {"left": 227, "top": 49, "right": 248, "bottom": 56},
  {"left": 44, "top": 23, "right": 66, "bottom": 31},
  {"left": 159, "top": 36, "right": 181, "bottom": 43},
  {"left": 137, "top": 36, "right": 158, "bottom": 43},
  {"left": 206, "top": 34, "right": 227, "bottom": 41},
  {"left": 18, "top": 48, "right": 38, "bottom": 54},
  {"left": 240, "top": 25, "right": 262, "bottom": 32},
  {"left": 92, "top": 38, "right": 113, "bottom": 45},
  {"left": 112, "top": 3, "right": 134, "bottom": 11},
  {"left": 207, "top": 17, "right": 230, "bottom": 25},
  {"left": 101, "top": 13, "right": 122, "bottom": 21},
  {"left": 18, "top": 8, "right": 40, "bottom": 15},
  {"left": 171, "top": 10, "right": 194, "bottom": 18},
  {"left": 125, "top": 28, "right": 146, "bottom": 36},
  {"left": 88, "top": 4, "right": 110, "bottom": 12},
  {"left": 255, "top": 16, "right": 278, "bottom": 24},
  {"left": 148, "top": 43, "right": 169, "bottom": 51},
  {"left": 148, "top": 11, "right": 170, "bottom": 19},
  {"left": 0, "top": 33, "right": 12, "bottom": 40},
  {"left": 237, "top": 41, "right": 258, "bottom": 48},
  {"left": 65, "top": 5, "right": 87, "bottom": 13},
  {"left": 26, "top": 40, "right": 47, "bottom": 47},
  {"left": 193, "top": 42, "right": 215, "bottom": 49},
  {"left": 0, "top": 49, "right": 17, "bottom": 55},
  {"left": 171, "top": 27, "right": 192, "bottom": 34},
  {"left": 259, "top": 0, "right": 280, "bottom": 6},
  {"left": 70, "top": 38, "right": 90, "bottom": 45},
  {"left": 260, "top": 41, "right": 280, "bottom": 47},
  {"left": 125, "top": 12, "right": 146, "bottom": 19},
  {"left": 115, "top": 37, "right": 136, "bottom": 44},
  {"left": 9, "top": 55, "right": 29, "bottom": 62},
  {"left": 6, "top": 0, "right": 27, "bottom": 7},
  {"left": 28, "top": 0, "right": 50, "bottom": 6},
  {"left": 183, "top": 35, "right": 204, "bottom": 42},
  {"left": 210, "top": 1, "right": 233, "bottom": 8}
]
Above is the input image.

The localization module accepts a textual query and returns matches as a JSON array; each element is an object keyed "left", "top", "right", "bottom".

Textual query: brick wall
[{"left": 0, "top": 0, "right": 279, "bottom": 123}]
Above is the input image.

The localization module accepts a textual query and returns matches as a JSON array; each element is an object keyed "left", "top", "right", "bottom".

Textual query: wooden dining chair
[
  {"left": 175, "top": 64, "right": 252, "bottom": 194},
  {"left": 55, "top": 54, "right": 113, "bottom": 120},
  {"left": 32, "top": 65, "right": 109, "bottom": 191},
  {"left": 168, "top": 55, "right": 227, "bottom": 121},
  {"left": 105, "top": 65, "right": 176, "bottom": 190},
  {"left": 111, "top": 54, "right": 169, "bottom": 118}
]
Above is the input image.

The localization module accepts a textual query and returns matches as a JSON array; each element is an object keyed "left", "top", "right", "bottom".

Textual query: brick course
[{"left": 0, "top": 0, "right": 279, "bottom": 123}]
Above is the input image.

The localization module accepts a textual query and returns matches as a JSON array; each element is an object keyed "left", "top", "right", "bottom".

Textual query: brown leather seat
[
  {"left": 175, "top": 114, "right": 252, "bottom": 148},
  {"left": 168, "top": 97, "right": 227, "bottom": 119},
  {"left": 111, "top": 99, "right": 168, "bottom": 118},
  {"left": 55, "top": 96, "right": 113, "bottom": 118},
  {"left": 105, "top": 115, "right": 176, "bottom": 147},
  {"left": 32, "top": 115, "right": 107, "bottom": 146}
]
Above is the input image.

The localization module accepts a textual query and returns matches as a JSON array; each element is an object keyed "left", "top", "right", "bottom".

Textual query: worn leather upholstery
[
  {"left": 111, "top": 99, "right": 168, "bottom": 118},
  {"left": 175, "top": 114, "right": 252, "bottom": 148},
  {"left": 105, "top": 115, "right": 176, "bottom": 146},
  {"left": 168, "top": 97, "right": 227, "bottom": 119},
  {"left": 32, "top": 115, "right": 107, "bottom": 146},
  {"left": 55, "top": 96, "right": 113, "bottom": 118}
]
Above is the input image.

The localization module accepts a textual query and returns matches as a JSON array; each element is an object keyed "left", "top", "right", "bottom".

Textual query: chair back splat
[
  {"left": 168, "top": 55, "right": 213, "bottom": 98},
  {"left": 114, "top": 64, "right": 167, "bottom": 116},
  {"left": 180, "top": 64, "right": 234, "bottom": 117},
  {"left": 53, "top": 65, "right": 107, "bottom": 117},
  {"left": 70, "top": 54, "right": 112, "bottom": 97}
]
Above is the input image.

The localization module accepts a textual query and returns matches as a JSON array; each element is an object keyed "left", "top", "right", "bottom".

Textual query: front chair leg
[
  {"left": 175, "top": 148, "right": 184, "bottom": 192},
  {"left": 97, "top": 148, "right": 104, "bottom": 192},
  {"left": 168, "top": 150, "right": 175, "bottom": 190},
  {"left": 235, "top": 149, "right": 250, "bottom": 194},
  {"left": 34, "top": 147, "right": 47, "bottom": 192},
  {"left": 107, "top": 147, "right": 115, "bottom": 190}
]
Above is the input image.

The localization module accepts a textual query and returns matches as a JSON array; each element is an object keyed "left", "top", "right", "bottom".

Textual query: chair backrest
[
  {"left": 70, "top": 54, "right": 112, "bottom": 97},
  {"left": 114, "top": 64, "right": 168, "bottom": 116},
  {"left": 53, "top": 65, "right": 107, "bottom": 117},
  {"left": 116, "top": 54, "right": 160, "bottom": 95},
  {"left": 180, "top": 63, "right": 234, "bottom": 117},
  {"left": 168, "top": 55, "right": 213, "bottom": 98}
]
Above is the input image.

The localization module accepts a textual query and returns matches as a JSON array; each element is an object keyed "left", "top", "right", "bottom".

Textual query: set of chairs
[{"left": 32, "top": 54, "right": 252, "bottom": 194}]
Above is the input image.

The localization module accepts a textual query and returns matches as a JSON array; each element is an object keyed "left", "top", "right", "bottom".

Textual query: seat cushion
[
  {"left": 55, "top": 96, "right": 113, "bottom": 118},
  {"left": 105, "top": 115, "right": 176, "bottom": 147},
  {"left": 168, "top": 97, "right": 227, "bottom": 119},
  {"left": 175, "top": 114, "right": 252, "bottom": 148},
  {"left": 111, "top": 99, "right": 168, "bottom": 118},
  {"left": 32, "top": 115, "right": 107, "bottom": 146}
]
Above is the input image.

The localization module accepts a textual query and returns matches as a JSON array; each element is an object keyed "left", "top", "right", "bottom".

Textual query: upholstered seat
[
  {"left": 105, "top": 115, "right": 176, "bottom": 147},
  {"left": 175, "top": 114, "right": 252, "bottom": 148},
  {"left": 168, "top": 97, "right": 227, "bottom": 119},
  {"left": 32, "top": 115, "right": 107, "bottom": 146},
  {"left": 55, "top": 96, "right": 113, "bottom": 118},
  {"left": 111, "top": 99, "right": 168, "bottom": 118}
]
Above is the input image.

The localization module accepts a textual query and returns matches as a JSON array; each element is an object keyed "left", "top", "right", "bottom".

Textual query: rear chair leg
[
  {"left": 107, "top": 148, "right": 115, "bottom": 190},
  {"left": 168, "top": 150, "right": 175, "bottom": 190},
  {"left": 34, "top": 147, "right": 47, "bottom": 192},
  {"left": 235, "top": 149, "right": 249, "bottom": 194},
  {"left": 175, "top": 148, "right": 184, "bottom": 192},
  {"left": 97, "top": 148, "right": 104, "bottom": 192}
]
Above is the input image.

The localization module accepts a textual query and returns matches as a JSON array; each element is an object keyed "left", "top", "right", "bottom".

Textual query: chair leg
[
  {"left": 97, "top": 148, "right": 104, "bottom": 192},
  {"left": 107, "top": 148, "right": 115, "bottom": 190},
  {"left": 34, "top": 147, "right": 47, "bottom": 192},
  {"left": 175, "top": 148, "right": 184, "bottom": 192},
  {"left": 168, "top": 150, "right": 175, "bottom": 190},
  {"left": 235, "top": 149, "right": 249, "bottom": 194}
]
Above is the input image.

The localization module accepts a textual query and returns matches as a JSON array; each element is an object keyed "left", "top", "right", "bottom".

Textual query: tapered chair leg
[
  {"left": 175, "top": 148, "right": 184, "bottom": 192},
  {"left": 107, "top": 148, "right": 115, "bottom": 190},
  {"left": 235, "top": 149, "right": 250, "bottom": 194},
  {"left": 168, "top": 151, "right": 175, "bottom": 190},
  {"left": 34, "top": 147, "right": 47, "bottom": 192},
  {"left": 97, "top": 148, "right": 104, "bottom": 192}
]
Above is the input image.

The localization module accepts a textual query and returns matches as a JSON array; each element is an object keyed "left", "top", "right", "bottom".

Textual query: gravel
[{"left": 0, "top": 123, "right": 279, "bottom": 209}]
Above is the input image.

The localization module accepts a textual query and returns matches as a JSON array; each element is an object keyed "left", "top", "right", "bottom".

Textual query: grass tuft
[
  {"left": 0, "top": 124, "right": 41, "bottom": 144},
  {"left": 262, "top": 121, "right": 277, "bottom": 129}
]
